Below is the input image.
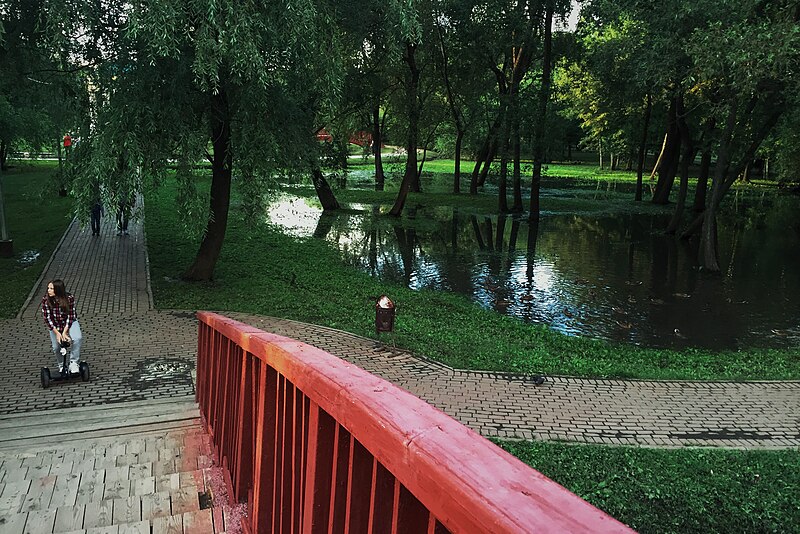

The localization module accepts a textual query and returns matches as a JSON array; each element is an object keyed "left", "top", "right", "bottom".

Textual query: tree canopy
[{"left": 2, "top": 0, "right": 796, "bottom": 277}]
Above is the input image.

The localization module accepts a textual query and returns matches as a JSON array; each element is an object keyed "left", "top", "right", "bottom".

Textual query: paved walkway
[{"left": 1, "top": 206, "right": 798, "bottom": 449}]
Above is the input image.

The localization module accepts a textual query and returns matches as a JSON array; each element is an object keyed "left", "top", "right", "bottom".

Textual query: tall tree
[
  {"left": 688, "top": 0, "right": 799, "bottom": 271},
  {"left": 529, "top": 0, "right": 554, "bottom": 223},
  {"left": 56, "top": 0, "right": 346, "bottom": 281}
]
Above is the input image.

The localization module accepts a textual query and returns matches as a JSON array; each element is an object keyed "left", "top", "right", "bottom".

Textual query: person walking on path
[
  {"left": 116, "top": 192, "right": 135, "bottom": 236},
  {"left": 90, "top": 195, "right": 104, "bottom": 236},
  {"left": 41, "top": 279, "right": 83, "bottom": 373}
]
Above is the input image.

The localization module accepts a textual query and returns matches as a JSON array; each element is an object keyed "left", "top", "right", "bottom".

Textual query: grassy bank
[
  {"left": 0, "top": 162, "right": 74, "bottom": 318},
  {"left": 144, "top": 174, "right": 799, "bottom": 532},
  {"left": 497, "top": 440, "right": 799, "bottom": 534},
  {"left": 145, "top": 177, "right": 799, "bottom": 380}
]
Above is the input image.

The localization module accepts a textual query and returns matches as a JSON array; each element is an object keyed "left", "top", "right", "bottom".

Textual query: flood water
[{"left": 266, "top": 183, "right": 800, "bottom": 350}]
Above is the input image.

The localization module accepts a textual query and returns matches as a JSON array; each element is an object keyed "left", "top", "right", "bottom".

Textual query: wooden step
[
  {"left": 0, "top": 398, "right": 201, "bottom": 452},
  {"left": 0, "top": 398, "right": 236, "bottom": 533}
]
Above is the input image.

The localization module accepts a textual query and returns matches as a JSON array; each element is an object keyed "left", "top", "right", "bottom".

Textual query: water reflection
[{"left": 266, "top": 192, "right": 800, "bottom": 350}]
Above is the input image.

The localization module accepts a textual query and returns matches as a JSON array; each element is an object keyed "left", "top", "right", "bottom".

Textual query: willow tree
[
  {"left": 687, "top": 0, "right": 799, "bottom": 271},
  {"left": 56, "top": 0, "right": 344, "bottom": 281}
]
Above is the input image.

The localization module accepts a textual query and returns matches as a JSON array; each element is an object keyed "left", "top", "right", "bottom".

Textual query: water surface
[{"left": 266, "top": 188, "right": 800, "bottom": 350}]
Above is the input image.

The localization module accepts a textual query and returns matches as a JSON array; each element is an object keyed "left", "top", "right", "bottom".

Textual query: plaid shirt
[{"left": 42, "top": 294, "right": 78, "bottom": 332}]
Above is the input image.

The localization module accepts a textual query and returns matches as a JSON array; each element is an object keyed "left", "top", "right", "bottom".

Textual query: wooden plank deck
[{"left": 0, "top": 399, "right": 228, "bottom": 534}]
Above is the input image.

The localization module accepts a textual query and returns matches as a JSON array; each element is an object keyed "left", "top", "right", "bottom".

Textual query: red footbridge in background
[
  {"left": 195, "top": 312, "right": 633, "bottom": 533},
  {"left": 316, "top": 129, "right": 375, "bottom": 148}
]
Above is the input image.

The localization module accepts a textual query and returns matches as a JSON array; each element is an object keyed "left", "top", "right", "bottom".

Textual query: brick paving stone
[{"left": 1, "top": 199, "right": 798, "bottom": 450}]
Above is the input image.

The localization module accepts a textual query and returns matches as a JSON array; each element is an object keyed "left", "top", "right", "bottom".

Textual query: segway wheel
[
  {"left": 79, "top": 362, "right": 90, "bottom": 382},
  {"left": 40, "top": 368, "right": 51, "bottom": 389}
]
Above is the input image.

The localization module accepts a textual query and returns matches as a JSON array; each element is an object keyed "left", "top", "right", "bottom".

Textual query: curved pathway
[{"left": 2, "top": 205, "right": 798, "bottom": 449}]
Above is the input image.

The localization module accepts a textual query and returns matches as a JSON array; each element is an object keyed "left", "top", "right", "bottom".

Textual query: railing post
[{"left": 233, "top": 350, "right": 255, "bottom": 502}]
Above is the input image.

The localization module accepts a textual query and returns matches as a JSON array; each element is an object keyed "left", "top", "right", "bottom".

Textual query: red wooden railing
[{"left": 196, "top": 312, "right": 633, "bottom": 534}]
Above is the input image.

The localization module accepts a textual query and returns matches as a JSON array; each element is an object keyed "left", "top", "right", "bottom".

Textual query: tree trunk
[
  {"left": 498, "top": 109, "right": 511, "bottom": 213},
  {"left": 667, "top": 96, "right": 693, "bottom": 235},
  {"left": 183, "top": 92, "right": 233, "bottom": 281},
  {"left": 389, "top": 42, "right": 420, "bottom": 217},
  {"left": 598, "top": 144, "right": 603, "bottom": 170},
  {"left": 453, "top": 130, "right": 464, "bottom": 194},
  {"left": 529, "top": 1, "right": 553, "bottom": 223},
  {"left": 740, "top": 162, "right": 750, "bottom": 183},
  {"left": 649, "top": 132, "right": 668, "bottom": 181},
  {"left": 499, "top": 153, "right": 509, "bottom": 212},
  {"left": 512, "top": 116, "right": 523, "bottom": 212},
  {"left": 635, "top": 93, "right": 652, "bottom": 201},
  {"left": 652, "top": 97, "right": 681, "bottom": 204},
  {"left": 436, "top": 19, "right": 465, "bottom": 195},
  {"left": 311, "top": 168, "right": 340, "bottom": 211},
  {"left": 0, "top": 141, "right": 7, "bottom": 171},
  {"left": 693, "top": 148, "right": 712, "bottom": 213},
  {"left": 477, "top": 137, "right": 498, "bottom": 187},
  {"left": 470, "top": 136, "right": 490, "bottom": 194},
  {"left": 372, "top": 106, "right": 385, "bottom": 190}
]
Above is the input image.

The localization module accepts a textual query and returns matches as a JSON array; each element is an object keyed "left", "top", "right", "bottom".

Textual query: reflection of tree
[
  {"left": 506, "top": 219, "right": 521, "bottom": 272},
  {"left": 368, "top": 206, "right": 380, "bottom": 274},
  {"left": 451, "top": 208, "right": 459, "bottom": 252},
  {"left": 470, "top": 215, "right": 486, "bottom": 250},
  {"left": 392, "top": 223, "right": 416, "bottom": 286},
  {"left": 495, "top": 215, "right": 506, "bottom": 253},
  {"left": 526, "top": 221, "right": 540, "bottom": 280},
  {"left": 483, "top": 217, "right": 494, "bottom": 250},
  {"left": 313, "top": 212, "right": 337, "bottom": 239}
]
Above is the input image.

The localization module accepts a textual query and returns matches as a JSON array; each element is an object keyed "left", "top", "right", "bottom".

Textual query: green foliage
[
  {"left": 497, "top": 440, "right": 800, "bottom": 534},
  {"left": 147, "top": 175, "right": 799, "bottom": 380},
  {"left": 0, "top": 162, "right": 73, "bottom": 318},
  {"left": 0, "top": 0, "right": 86, "bottom": 164}
]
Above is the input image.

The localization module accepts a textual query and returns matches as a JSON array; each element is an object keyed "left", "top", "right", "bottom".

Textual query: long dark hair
[{"left": 49, "top": 279, "right": 69, "bottom": 313}]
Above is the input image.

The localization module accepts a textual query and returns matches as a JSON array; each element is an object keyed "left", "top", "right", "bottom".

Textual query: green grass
[
  {"left": 146, "top": 176, "right": 799, "bottom": 381},
  {"left": 351, "top": 158, "right": 646, "bottom": 182},
  {"left": 0, "top": 162, "right": 74, "bottom": 318},
  {"left": 496, "top": 440, "right": 800, "bottom": 534},
  {"left": 281, "top": 182, "right": 673, "bottom": 217}
]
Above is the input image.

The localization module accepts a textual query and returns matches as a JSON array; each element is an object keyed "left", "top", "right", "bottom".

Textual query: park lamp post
[
  {"left": 0, "top": 165, "right": 11, "bottom": 258},
  {"left": 375, "top": 295, "right": 396, "bottom": 335}
]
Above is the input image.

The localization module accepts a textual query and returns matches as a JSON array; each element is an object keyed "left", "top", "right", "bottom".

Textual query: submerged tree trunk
[
  {"left": 390, "top": 42, "right": 420, "bottom": 217},
  {"left": 529, "top": 1, "right": 553, "bottom": 223},
  {"left": 635, "top": 93, "right": 652, "bottom": 201},
  {"left": 311, "top": 168, "right": 340, "bottom": 211},
  {"left": 183, "top": 92, "right": 233, "bottom": 281}
]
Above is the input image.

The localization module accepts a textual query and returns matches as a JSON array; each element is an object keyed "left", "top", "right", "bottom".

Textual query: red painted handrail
[{"left": 196, "top": 312, "right": 633, "bottom": 533}]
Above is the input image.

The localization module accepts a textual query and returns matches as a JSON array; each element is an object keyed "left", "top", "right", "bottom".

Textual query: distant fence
[
  {"left": 196, "top": 312, "right": 632, "bottom": 533},
  {"left": 10, "top": 152, "right": 57, "bottom": 160}
]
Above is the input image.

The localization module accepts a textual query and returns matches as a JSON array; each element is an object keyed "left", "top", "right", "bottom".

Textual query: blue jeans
[{"left": 49, "top": 320, "right": 82, "bottom": 366}]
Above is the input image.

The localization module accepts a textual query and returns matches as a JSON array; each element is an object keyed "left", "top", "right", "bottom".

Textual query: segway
[{"left": 40, "top": 339, "right": 90, "bottom": 389}]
